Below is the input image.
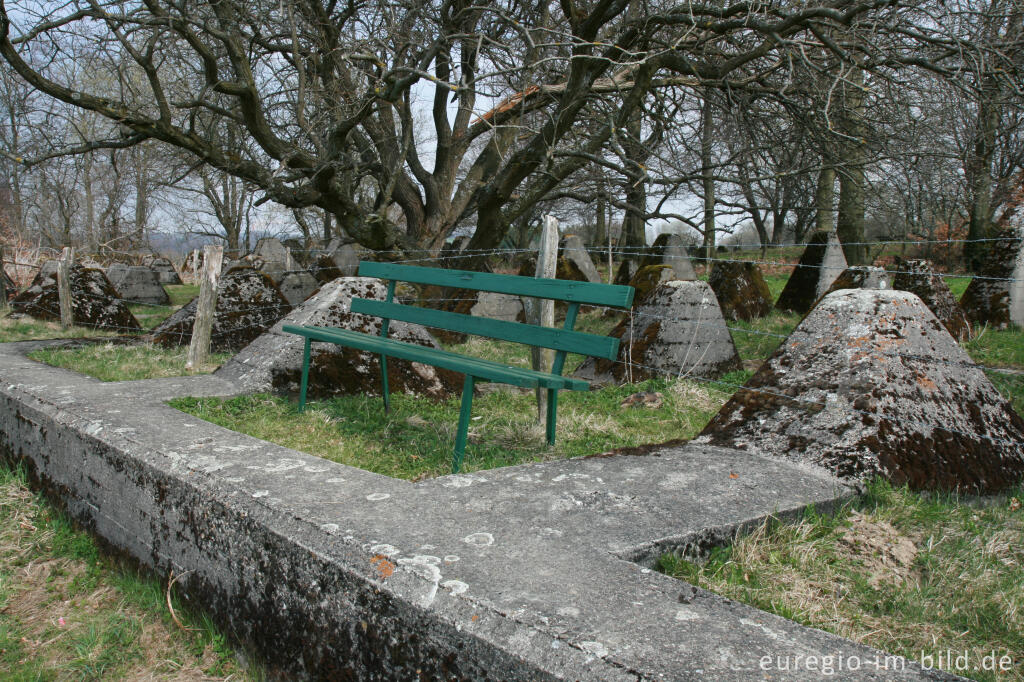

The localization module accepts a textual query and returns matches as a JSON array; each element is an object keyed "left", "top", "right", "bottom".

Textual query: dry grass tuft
[
  {"left": 661, "top": 483, "right": 1024, "bottom": 681},
  {"left": 0, "top": 466, "right": 258, "bottom": 680}
]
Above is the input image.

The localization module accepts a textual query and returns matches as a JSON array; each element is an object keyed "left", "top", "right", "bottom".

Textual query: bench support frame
[{"left": 289, "top": 263, "right": 633, "bottom": 474}]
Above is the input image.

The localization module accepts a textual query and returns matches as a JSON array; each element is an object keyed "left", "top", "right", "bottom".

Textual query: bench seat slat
[
  {"left": 358, "top": 261, "right": 633, "bottom": 308},
  {"left": 350, "top": 298, "right": 619, "bottom": 359},
  {"left": 282, "top": 324, "right": 590, "bottom": 391}
]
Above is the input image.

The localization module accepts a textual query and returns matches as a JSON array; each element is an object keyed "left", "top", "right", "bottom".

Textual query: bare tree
[{"left": 1, "top": 0, "right": 1021, "bottom": 261}]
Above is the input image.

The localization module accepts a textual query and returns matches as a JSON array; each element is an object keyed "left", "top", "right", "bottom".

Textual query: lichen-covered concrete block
[
  {"left": 105, "top": 263, "right": 171, "bottom": 305},
  {"left": 148, "top": 257, "right": 182, "bottom": 285},
  {"left": 642, "top": 233, "right": 696, "bottom": 280},
  {"left": 776, "top": 230, "right": 847, "bottom": 313},
  {"left": 277, "top": 270, "right": 319, "bottom": 306},
  {"left": 313, "top": 242, "right": 362, "bottom": 283},
  {"left": 697, "top": 289, "right": 1024, "bottom": 493},
  {"left": 560, "top": 234, "right": 602, "bottom": 283},
  {"left": 892, "top": 259, "right": 971, "bottom": 341},
  {"left": 822, "top": 266, "right": 891, "bottom": 297},
  {"left": 575, "top": 280, "right": 741, "bottom": 383},
  {"left": 216, "top": 277, "right": 460, "bottom": 399},
  {"left": 11, "top": 264, "right": 142, "bottom": 332},
  {"left": 960, "top": 225, "right": 1023, "bottom": 329},
  {"left": 148, "top": 266, "right": 291, "bottom": 351},
  {"left": 627, "top": 264, "right": 676, "bottom": 306},
  {"left": 253, "top": 237, "right": 290, "bottom": 263},
  {"left": 708, "top": 261, "right": 773, "bottom": 321},
  {"left": 612, "top": 259, "right": 637, "bottom": 286}
]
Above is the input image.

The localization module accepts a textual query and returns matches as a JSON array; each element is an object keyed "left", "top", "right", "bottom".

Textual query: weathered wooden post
[
  {"left": 191, "top": 248, "right": 200, "bottom": 283},
  {"left": 57, "top": 246, "right": 74, "bottom": 329},
  {"left": 528, "top": 215, "right": 558, "bottom": 422},
  {"left": 186, "top": 244, "right": 224, "bottom": 370}
]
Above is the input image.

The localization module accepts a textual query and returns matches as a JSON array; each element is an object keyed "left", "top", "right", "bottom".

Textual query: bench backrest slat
[
  {"left": 351, "top": 298, "right": 620, "bottom": 359},
  {"left": 358, "top": 261, "right": 634, "bottom": 308}
]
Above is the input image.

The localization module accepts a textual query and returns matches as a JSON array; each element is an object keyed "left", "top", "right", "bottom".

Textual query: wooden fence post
[
  {"left": 528, "top": 215, "right": 559, "bottom": 423},
  {"left": 57, "top": 246, "right": 74, "bottom": 329},
  {"left": 186, "top": 245, "right": 224, "bottom": 370},
  {"left": 191, "top": 248, "right": 200, "bottom": 283}
]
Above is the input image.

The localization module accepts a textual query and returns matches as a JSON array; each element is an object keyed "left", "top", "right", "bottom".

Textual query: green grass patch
[
  {"left": 0, "top": 311, "right": 123, "bottom": 343},
  {"left": 171, "top": 377, "right": 734, "bottom": 480},
  {"left": 946, "top": 276, "right": 972, "bottom": 299},
  {"left": 728, "top": 311, "right": 801, "bottom": 364},
  {"left": 165, "top": 284, "right": 199, "bottom": 308},
  {"left": 762, "top": 273, "right": 789, "bottom": 302},
  {"left": 659, "top": 480, "right": 1024, "bottom": 681},
  {"left": 986, "top": 372, "right": 1024, "bottom": 416},
  {"left": 128, "top": 303, "right": 177, "bottom": 331},
  {"left": 0, "top": 464, "right": 259, "bottom": 680},
  {"left": 965, "top": 326, "right": 1024, "bottom": 370},
  {"left": 28, "top": 342, "right": 230, "bottom": 382}
]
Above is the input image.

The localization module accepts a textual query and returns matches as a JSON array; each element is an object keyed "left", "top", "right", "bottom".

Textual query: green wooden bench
[{"left": 282, "top": 260, "right": 634, "bottom": 473}]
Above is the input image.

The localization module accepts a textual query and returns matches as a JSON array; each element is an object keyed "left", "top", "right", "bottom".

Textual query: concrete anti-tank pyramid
[
  {"left": 775, "top": 230, "right": 847, "bottom": 313},
  {"left": 696, "top": 289, "right": 1024, "bottom": 493}
]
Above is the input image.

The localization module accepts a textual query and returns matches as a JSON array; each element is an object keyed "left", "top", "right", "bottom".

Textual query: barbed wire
[{"left": 11, "top": 273, "right": 1024, "bottom": 378}]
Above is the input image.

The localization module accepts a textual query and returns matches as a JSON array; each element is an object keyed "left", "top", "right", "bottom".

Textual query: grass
[
  {"left": 728, "top": 310, "right": 801, "bottom": 366},
  {"left": 0, "top": 311, "right": 121, "bottom": 343},
  {"left": 170, "top": 376, "right": 735, "bottom": 480},
  {"left": 0, "top": 463, "right": 258, "bottom": 681},
  {"left": 165, "top": 284, "right": 199, "bottom": 308},
  {"left": 659, "top": 480, "right": 1024, "bottom": 681},
  {"left": 964, "top": 325, "right": 1024, "bottom": 369},
  {"left": 27, "top": 342, "right": 231, "bottom": 382},
  {"left": 987, "top": 373, "right": 1024, "bottom": 417}
]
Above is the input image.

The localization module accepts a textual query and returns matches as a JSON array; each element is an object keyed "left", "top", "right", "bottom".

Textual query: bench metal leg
[
  {"left": 298, "top": 338, "right": 311, "bottom": 412},
  {"left": 545, "top": 388, "right": 558, "bottom": 446},
  {"left": 380, "top": 354, "right": 390, "bottom": 414},
  {"left": 452, "top": 375, "right": 476, "bottom": 474}
]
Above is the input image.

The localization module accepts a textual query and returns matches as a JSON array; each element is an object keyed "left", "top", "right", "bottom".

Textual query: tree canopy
[{"left": 1, "top": 0, "right": 1021, "bottom": 257}]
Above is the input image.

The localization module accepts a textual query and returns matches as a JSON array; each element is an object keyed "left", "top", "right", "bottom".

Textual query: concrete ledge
[{"left": 0, "top": 341, "right": 957, "bottom": 680}]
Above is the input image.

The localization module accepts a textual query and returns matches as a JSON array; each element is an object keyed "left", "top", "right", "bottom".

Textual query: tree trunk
[
  {"left": 815, "top": 166, "right": 836, "bottom": 235},
  {"left": 621, "top": 109, "right": 647, "bottom": 250},
  {"left": 701, "top": 91, "right": 716, "bottom": 263},
  {"left": 134, "top": 165, "right": 148, "bottom": 246},
  {"left": 965, "top": 76, "right": 999, "bottom": 270},
  {"left": 836, "top": 66, "right": 868, "bottom": 265}
]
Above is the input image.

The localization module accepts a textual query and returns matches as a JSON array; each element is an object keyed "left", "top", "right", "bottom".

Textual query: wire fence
[{"left": 3, "top": 239, "right": 1021, "bottom": 398}]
